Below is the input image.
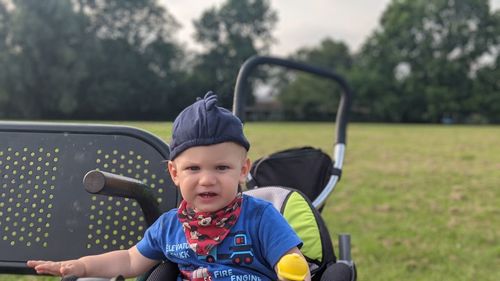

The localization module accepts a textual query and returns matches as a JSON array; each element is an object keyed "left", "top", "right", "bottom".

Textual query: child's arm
[
  {"left": 275, "top": 247, "right": 311, "bottom": 281},
  {"left": 27, "top": 246, "right": 159, "bottom": 278}
]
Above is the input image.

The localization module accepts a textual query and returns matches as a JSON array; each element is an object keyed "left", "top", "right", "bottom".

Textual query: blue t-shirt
[{"left": 137, "top": 194, "right": 302, "bottom": 281}]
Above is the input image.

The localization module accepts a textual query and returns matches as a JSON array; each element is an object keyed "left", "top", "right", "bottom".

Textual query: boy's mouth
[{"left": 199, "top": 192, "right": 217, "bottom": 198}]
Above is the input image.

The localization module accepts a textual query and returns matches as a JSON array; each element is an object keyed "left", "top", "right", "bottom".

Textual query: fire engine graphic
[{"left": 201, "top": 231, "right": 254, "bottom": 265}]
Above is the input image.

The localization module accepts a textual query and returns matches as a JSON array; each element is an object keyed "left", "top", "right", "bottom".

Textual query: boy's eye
[
  {"left": 186, "top": 166, "right": 200, "bottom": 171},
  {"left": 216, "top": 165, "right": 230, "bottom": 171}
]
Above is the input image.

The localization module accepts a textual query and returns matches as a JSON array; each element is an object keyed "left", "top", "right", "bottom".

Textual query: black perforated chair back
[{"left": 0, "top": 121, "right": 178, "bottom": 274}]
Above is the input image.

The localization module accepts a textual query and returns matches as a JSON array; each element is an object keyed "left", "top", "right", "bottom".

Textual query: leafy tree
[
  {"left": 0, "top": 0, "right": 89, "bottom": 118},
  {"left": 469, "top": 9, "right": 500, "bottom": 123},
  {"left": 76, "top": 0, "right": 179, "bottom": 49},
  {"left": 71, "top": 0, "right": 186, "bottom": 120},
  {"left": 292, "top": 39, "right": 353, "bottom": 71},
  {"left": 0, "top": 2, "right": 9, "bottom": 112},
  {"left": 0, "top": 0, "right": 185, "bottom": 120},
  {"left": 191, "top": 0, "right": 277, "bottom": 109},
  {"left": 471, "top": 58, "right": 500, "bottom": 123},
  {"left": 355, "top": 0, "right": 499, "bottom": 122},
  {"left": 277, "top": 38, "right": 353, "bottom": 120}
]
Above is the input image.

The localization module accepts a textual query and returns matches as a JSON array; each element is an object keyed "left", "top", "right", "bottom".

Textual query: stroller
[
  {"left": 0, "top": 56, "right": 355, "bottom": 281},
  {"left": 235, "top": 56, "right": 356, "bottom": 281},
  {"left": 81, "top": 56, "right": 356, "bottom": 281}
]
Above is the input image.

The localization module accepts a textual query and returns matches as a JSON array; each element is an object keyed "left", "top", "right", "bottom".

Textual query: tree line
[{"left": 1, "top": 0, "right": 499, "bottom": 123}]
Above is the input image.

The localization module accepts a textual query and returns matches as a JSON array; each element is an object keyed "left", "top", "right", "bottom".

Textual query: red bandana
[{"left": 177, "top": 193, "right": 243, "bottom": 255}]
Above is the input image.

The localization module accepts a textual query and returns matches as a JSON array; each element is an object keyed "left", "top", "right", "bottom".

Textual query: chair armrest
[{"left": 83, "top": 170, "right": 161, "bottom": 226}]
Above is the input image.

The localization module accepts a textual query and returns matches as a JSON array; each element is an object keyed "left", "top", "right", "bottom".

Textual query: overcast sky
[{"left": 162, "top": 0, "right": 500, "bottom": 56}]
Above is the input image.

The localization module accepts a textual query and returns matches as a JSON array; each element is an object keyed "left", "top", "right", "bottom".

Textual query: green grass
[{"left": 3, "top": 122, "right": 499, "bottom": 281}]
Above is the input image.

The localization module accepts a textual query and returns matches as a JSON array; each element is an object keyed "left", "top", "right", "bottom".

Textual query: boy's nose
[{"left": 199, "top": 171, "right": 216, "bottom": 186}]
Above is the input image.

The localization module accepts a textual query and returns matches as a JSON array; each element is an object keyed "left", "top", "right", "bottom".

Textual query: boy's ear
[
  {"left": 239, "top": 158, "right": 252, "bottom": 183},
  {"left": 167, "top": 161, "right": 180, "bottom": 186}
]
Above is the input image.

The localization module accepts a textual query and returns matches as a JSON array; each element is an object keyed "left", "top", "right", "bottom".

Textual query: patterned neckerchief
[{"left": 177, "top": 193, "right": 243, "bottom": 255}]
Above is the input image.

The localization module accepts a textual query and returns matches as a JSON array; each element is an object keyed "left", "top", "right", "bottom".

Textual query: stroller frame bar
[
  {"left": 233, "top": 55, "right": 352, "bottom": 207},
  {"left": 312, "top": 143, "right": 345, "bottom": 208},
  {"left": 233, "top": 55, "right": 352, "bottom": 145}
]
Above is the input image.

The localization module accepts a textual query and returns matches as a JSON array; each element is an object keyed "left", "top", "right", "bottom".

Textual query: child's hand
[{"left": 27, "top": 259, "right": 86, "bottom": 277}]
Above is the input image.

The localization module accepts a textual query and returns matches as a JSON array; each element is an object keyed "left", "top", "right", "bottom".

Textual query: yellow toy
[{"left": 277, "top": 253, "right": 308, "bottom": 281}]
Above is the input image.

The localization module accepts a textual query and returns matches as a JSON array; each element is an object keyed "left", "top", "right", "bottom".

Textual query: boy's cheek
[{"left": 171, "top": 174, "right": 181, "bottom": 186}]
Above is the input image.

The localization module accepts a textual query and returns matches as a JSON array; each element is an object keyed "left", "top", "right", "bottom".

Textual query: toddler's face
[{"left": 168, "top": 142, "right": 251, "bottom": 212}]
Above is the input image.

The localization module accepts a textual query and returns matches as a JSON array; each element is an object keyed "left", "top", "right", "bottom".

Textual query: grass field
[{"left": 3, "top": 122, "right": 499, "bottom": 281}]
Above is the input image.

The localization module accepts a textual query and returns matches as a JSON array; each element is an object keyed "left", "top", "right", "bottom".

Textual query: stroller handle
[{"left": 232, "top": 55, "right": 353, "bottom": 145}]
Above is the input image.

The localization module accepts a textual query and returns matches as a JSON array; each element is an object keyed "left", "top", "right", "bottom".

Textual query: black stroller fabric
[{"left": 248, "top": 147, "right": 334, "bottom": 202}]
